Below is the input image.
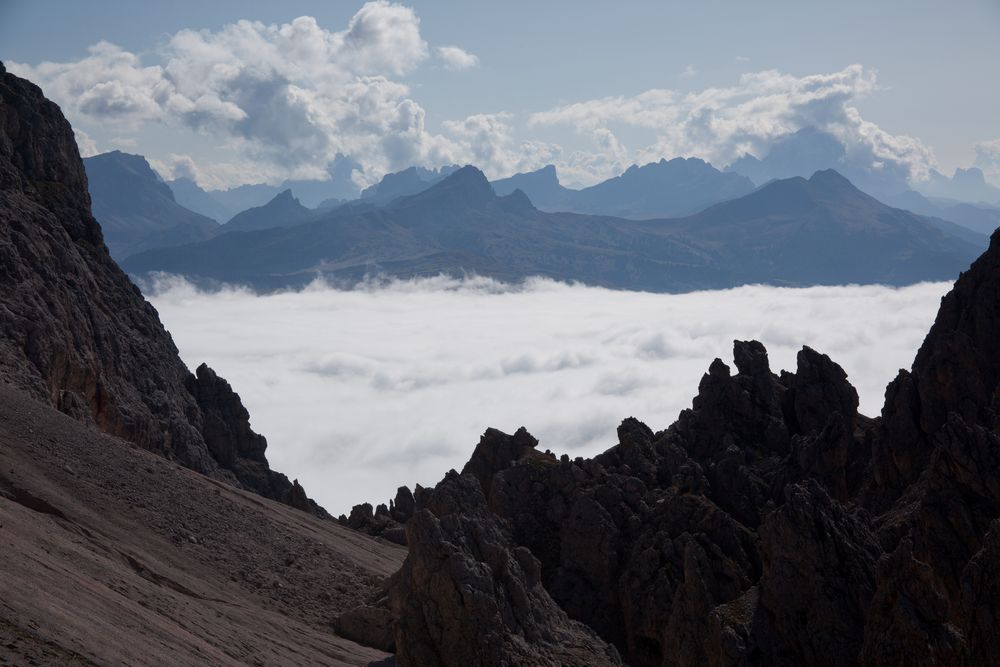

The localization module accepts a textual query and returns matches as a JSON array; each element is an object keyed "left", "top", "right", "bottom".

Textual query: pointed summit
[
  {"left": 393, "top": 165, "right": 495, "bottom": 210},
  {"left": 808, "top": 168, "right": 857, "bottom": 190},
  {"left": 223, "top": 188, "right": 311, "bottom": 233}
]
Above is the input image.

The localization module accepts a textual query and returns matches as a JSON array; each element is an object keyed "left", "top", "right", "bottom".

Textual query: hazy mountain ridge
[
  {"left": 83, "top": 151, "right": 219, "bottom": 260},
  {"left": 123, "top": 164, "right": 982, "bottom": 292},
  {"left": 168, "top": 155, "right": 362, "bottom": 221},
  {"left": 492, "top": 157, "right": 755, "bottom": 219}
]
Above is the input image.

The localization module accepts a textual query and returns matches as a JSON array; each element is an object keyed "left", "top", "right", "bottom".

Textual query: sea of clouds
[{"left": 147, "top": 276, "right": 951, "bottom": 514}]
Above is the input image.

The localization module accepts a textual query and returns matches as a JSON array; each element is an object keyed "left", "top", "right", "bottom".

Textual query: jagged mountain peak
[
  {"left": 392, "top": 164, "right": 495, "bottom": 210},
  {"left": 222, "top": 186, "right": 311, "bottom": 232}
]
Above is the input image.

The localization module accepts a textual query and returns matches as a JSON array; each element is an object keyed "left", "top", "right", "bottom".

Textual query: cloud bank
[
  {"left": 10, "top": 3, "right": 968, "bottom": 191},
  {"left": 530, "top": 64, "right": 937, "bottom": 186},
  {"left": 146, "top": 276, "right": 950, "bottom": 514},
  {"left": 11, "top": 3, "right": 462, "bottom": 188}
]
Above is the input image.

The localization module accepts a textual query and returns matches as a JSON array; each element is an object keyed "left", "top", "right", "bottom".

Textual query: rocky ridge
[
  {"left": 0, "top": 62, "right": 323, "bottom": 515},
  {"left": 367, "top": 228, "right": 1000, "bottom": 665}
]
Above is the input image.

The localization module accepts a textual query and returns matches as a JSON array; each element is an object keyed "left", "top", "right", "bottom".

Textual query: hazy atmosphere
[
  {"left": 4, "top": 0, "right": 1000, "bottom": 663},
  {"left": 149, "top": 277, "right": 949, "bottom": 512}
]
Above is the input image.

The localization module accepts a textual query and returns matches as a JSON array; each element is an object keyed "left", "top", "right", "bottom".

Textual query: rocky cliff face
[
  {"left": 0, "top": 62, "right": 323, "bottom": 516},
  {"left": 382, "top": 229, "right": 1000, "bottom": 665}
]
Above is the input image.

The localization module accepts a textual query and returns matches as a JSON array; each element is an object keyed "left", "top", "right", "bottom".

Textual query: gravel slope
[{"left": 0, "top": 384, "right": 404, "bottom": 666}]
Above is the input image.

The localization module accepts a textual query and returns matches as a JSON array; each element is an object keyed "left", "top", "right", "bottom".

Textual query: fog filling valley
[{"left": 147, "top": 277, "right": 951, "bottom": 513}]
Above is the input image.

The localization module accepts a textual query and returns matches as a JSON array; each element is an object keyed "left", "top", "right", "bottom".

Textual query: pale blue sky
[{"left": 1, "top": 0, "right": 997, "bottom": 188}]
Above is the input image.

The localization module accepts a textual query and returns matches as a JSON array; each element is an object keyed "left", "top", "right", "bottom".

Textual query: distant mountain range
[
  {"left": 726, "top": 126, "right": 1000, "bottom": 208},
  {"left": 884, "top": 190, "right": 1000, "bottom": 236},
  {"left": 726, "top": 126, "right": 914, "bottom": 199},
  {"left": 359, "top": 165, "right": 460, "bottom": 205},
  {"left": 85, "top": 133, "right": 999, "bottom": 274},
  {"left": 919, "top": 166, "right": 1000, "bottom": 204},
  {"left": 492, "top": 158, "right": 755, "bottom": 219},
  {"left": 122, "top": 165, "right": 982, "bottom": 292},
  {"left": 167, "top": 154, "right": 362, "bottom": 221},
  {"left": 83, "top": 151, "right": 219, "bottom": 260}
]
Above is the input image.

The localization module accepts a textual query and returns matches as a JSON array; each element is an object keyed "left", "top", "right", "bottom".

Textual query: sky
[
  {"left": 148, "top": 276, "right": 949, "bottom": 514},
  {"left": 2, "top": 0, "right": 999, "bottom": 190}
]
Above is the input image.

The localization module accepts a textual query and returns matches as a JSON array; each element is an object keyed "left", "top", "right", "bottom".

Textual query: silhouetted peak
[
  {"left": 88, "top": 150, "right": 155, "bottom": 173},
  {"left": 808, "top": 168, "right": 856, "bottom": 189},
  {"left": 84, "top": 151, "right": 178, "bottom": 205},
  {"left": 402, "top": 164, "right": 494, "bottom": 208},
  {"left": 272, "top": 189, "right": 296, "bottom": 203},
  {"left": 495, "top": 164, "right": 560, "bottom": 187},
  {"left": 519, "top": 164, "right": 561, "bottom": 185},
  {"left": 496, "top": 188, "right": 535, "bottom": 213}
]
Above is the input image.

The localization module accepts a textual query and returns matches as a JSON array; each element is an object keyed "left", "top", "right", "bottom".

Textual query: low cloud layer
[{"left": 147, "top": 277, "right": 950, "bottom": 514}]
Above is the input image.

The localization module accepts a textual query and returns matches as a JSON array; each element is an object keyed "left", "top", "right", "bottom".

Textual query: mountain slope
[
  {"left": 168, "top": 176, "right": 236, "bottom": 222},
  {"left": 0, "top": 62, "right": 321, "bottom": 513},
  {"left": 887, "top": 189, "right": 1000, "bottom": 236},
  {"left": 84, "top": 151, "right": 219, "bottom": 259},
  {"left": 222, "top": 189, "right": 313, "bottom": 233},
  {"left": 0, "top": 384, "right": 403, "bottom": 666},
  {"left": 124, "top": 166, "right": 981, "bottom": 291},
  {"left": 646, "top": 169, "right": 981, "bottom": 285}
]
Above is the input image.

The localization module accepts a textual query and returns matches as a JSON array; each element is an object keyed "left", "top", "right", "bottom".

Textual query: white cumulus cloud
[
  {"left": 530, "top": 64, "right": 937, "bottom": 186},
  {"left": 9, "top": 3, "right": 465, "bottom": 188},
  {"left": 147, "top": 276, "right": 950, "bottom": 514},
  {"left": 437, "top": 46, "right": 480, "bottom": 70}
]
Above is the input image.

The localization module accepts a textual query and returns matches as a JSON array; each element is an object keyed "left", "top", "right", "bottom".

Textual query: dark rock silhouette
[
  {"left": 382, "top": 227, "right": 1000, "bottom": 665},
  {"left": 390, "top": 471, "right": 622, "bottom": 666},
  {"left": 221, "top": 188, "right": 312, "bottom": 233},
  {"left": 0, "top": 62, "right": 324, "bottom": 515}
]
